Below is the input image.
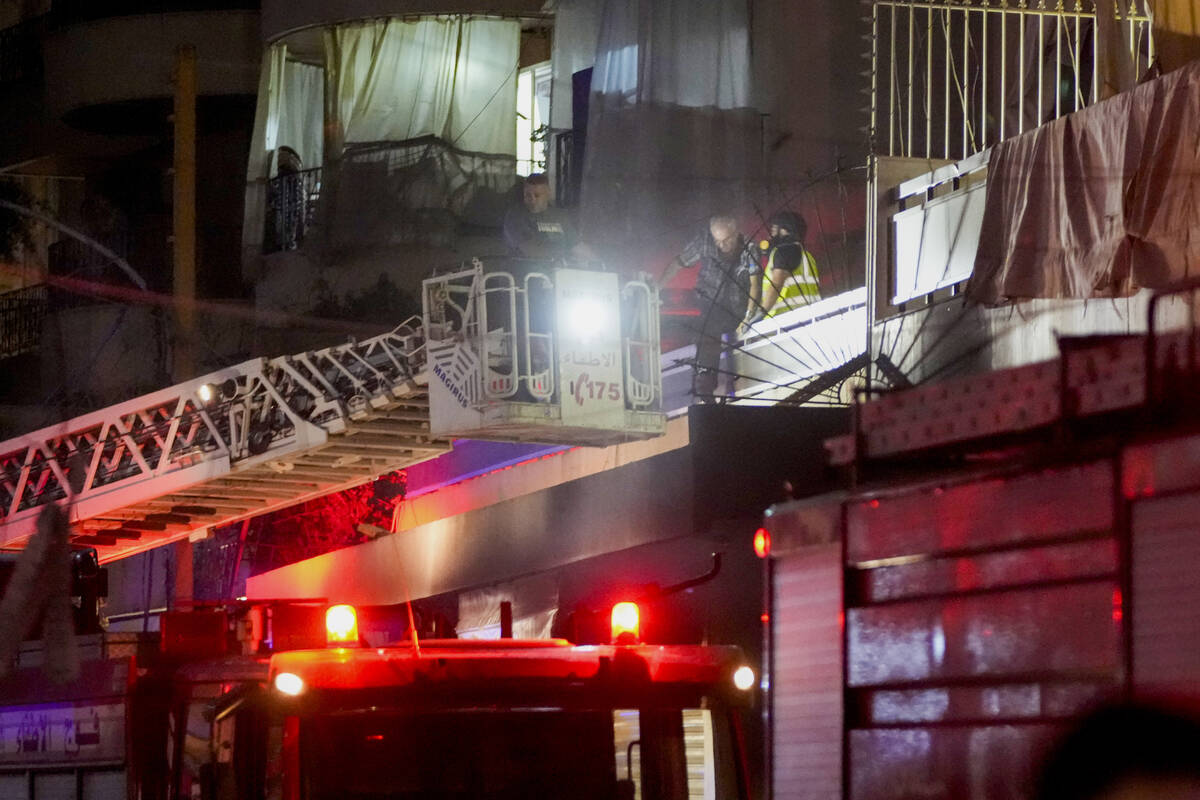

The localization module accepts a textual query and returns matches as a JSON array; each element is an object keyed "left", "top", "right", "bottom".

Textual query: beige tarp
[{"left": 967, "top": 58, "right": 1200, "bottom": 304}]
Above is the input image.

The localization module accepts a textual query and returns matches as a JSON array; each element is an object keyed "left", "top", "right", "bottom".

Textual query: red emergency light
[
  {"left": 610, "top": 602, "right": 640, "bottom": 645},
  {"left": 753, "top": 528, "right": 771, "bottom": 559},
  {"left": 325, "top": 604, "right": 360, "bottom": 647}
]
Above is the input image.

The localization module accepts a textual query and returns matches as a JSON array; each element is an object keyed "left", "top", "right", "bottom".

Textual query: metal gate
[{"left": 870, "top": 0, "right": 1154, "bottom": 160}]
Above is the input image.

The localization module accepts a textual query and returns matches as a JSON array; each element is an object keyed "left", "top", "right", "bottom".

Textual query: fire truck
[
  {"left": 0, "top": 587, "right": 755, "bottom": 800},
  {"left": 757, "top": 281, "right": 1200, "bottom": 800},
  {"left": 0, "top": 257, "right": 750, "bottom": 798}
]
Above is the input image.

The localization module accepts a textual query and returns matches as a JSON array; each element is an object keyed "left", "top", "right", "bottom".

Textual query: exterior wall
[
  {"left": 42, "top": 11, "right": 260, "bottom": 118},
  {"left": 261, "top": 0, "right": 546, "bottom": 42},
  {"left": 751, "top": 0, "right": 869, "bottom": 177}
]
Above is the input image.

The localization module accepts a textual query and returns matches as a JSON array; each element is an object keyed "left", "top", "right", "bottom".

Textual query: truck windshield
[{"left": 299, "top": 706, "right": 740, "bottom": 800}]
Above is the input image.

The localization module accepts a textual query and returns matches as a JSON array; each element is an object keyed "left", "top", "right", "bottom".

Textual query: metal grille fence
[
  {"left": 0, "top": 284, "right": 47, "bottom": 359},
  {"left": 264, "top": 167, "right": 321, "bottom": 253},
  {"left": 871, "top": 0, "right": 1154, "bottom": 160}
]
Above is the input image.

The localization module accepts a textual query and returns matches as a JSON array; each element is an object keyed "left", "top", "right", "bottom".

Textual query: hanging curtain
[
  {"left": 321, "top": 16, "right": 520, "bottom": 249},
  {"left": 241, "top": 45, "right": 286, "bottom": 273},
  {"left": 279, "top": 60, "right": 324, "bottom": 171},
  {"left": 241, "top": 45, "right": 325, "bottom": 273},
  {"left": 581, "top": 0, "right": 763, "bottom": 270},
  {"left": 325, "top": 17, "right": 518, "bottom": 155},
  {"left": 549, "top": 0, "right": 600, "bottom": 130}
]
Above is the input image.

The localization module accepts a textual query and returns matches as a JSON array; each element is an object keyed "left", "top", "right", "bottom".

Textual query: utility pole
[
  {"left": 172, "top": 45, "right": 198, "bottom": 600},
  {"left": 173, "top": 44, "right": 197, "bottom": 381}
]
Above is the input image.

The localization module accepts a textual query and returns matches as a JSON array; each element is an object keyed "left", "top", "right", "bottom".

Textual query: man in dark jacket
[{"left": 661, "top": 215, "right": 759, "bottom": 402}]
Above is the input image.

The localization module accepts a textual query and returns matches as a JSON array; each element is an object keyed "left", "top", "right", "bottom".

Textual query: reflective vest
[{"left": 762, "top": 242, "right": 819, "bottom": 315}]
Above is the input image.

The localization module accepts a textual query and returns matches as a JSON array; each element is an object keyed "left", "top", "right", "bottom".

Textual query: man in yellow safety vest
[{"left": 743, "top": 211, "right": 819, "bottom": 328}]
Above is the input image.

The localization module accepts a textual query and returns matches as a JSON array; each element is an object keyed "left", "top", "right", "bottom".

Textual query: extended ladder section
[
  {"left": 423, "top": 261, "right": 666, "bottom": 445},
  {"left": 0, "top": 319, "right": 447, "bottom": 560},
  {"left": 0, "top": 261, "right": 670, "bottom": 561}
]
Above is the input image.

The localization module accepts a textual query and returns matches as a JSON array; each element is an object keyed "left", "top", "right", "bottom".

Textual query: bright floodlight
[
  {"left": 733, "top": 665, "right": 756, "bottom": 691},
  {"left": 274, "top": 671, "right": 305, "bottom": 696},
  {"left": 197, "top": 384, "right": 213, "bottom": 403},
  {"left": 566, "top": 298, "right": 609, "bottom": 340}
]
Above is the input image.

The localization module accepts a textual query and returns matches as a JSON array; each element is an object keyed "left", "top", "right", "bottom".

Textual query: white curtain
[
  {"left": 241, "top": 45, "right": 286, "bottom": 272},
  {"left": 550, "top": 0, "right": 601, "bottom": 129},
  {"left": 241, "top": 45, "right": 324, "bottom": 273},
  {"left": 325, "top": 17, "right": 519, "bottom": 156},
  {"left": 590, "top": 0, "right": 751, "bottom": 109},
  {"left": 581, "top": 0, "right": 762, "bottom": 269},
  {"left": 278, "top": 60, "right": 324, "bottom": 170}
]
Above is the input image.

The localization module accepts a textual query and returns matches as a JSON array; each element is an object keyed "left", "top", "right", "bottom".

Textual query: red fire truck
[
  {"left": 758, "top": 285, "right": 1200, "bottom": 799},
  {"left": 1, "top": 592, "right": 755, "bottom": 800}
]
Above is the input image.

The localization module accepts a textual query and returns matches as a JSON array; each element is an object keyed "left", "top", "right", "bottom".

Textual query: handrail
[
  {"left": 480, "top": 271, "right": 519, "bottom": 400},
  {"left": 622, "top": 279, "right": 661, "bottom": 410},
  {"left": 523, "top": 272, "right": 555, "bottom": 401}
]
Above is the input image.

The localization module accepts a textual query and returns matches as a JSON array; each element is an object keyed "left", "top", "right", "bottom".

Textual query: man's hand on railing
[{"left": 739, "top": 308, "right": 766, "bottom": 336}]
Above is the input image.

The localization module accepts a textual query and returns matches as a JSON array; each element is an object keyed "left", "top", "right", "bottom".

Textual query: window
[
  {"left": 517, "top": 61, "right": 552, "bottom": 176},
  {"left": 300, "top": 706, "right": 739, "bottom": 799}
]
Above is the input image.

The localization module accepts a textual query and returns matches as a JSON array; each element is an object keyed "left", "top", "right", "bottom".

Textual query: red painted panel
[
  {"left": 861, "top": 682, "right": 1108, "bottom": 726},
  {"left": 1132, "top": 493, "right": 1200, "bottom": 696},
  {"left": 773, "top": 544, "right": 843, "bottom": 800},
  {"left": 857, "top": 539, "right": 1117, "bottom": 604},
  {"left": 847, "top": 582, "right": 1119, "bottom": 687},
  {"left": 850, "top": 724, "right": 1061, "bottom": 800},
  {"left": 846, "top": 463, "right": 1113, "bottom": 564}
]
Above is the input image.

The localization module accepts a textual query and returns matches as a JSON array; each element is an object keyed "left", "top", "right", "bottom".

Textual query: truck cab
[
  {"left": 2, "top": 599, "right": 754, "bottom": 800},
  {"left": 263, "top": 635, "right": 753, "bottom": 800}
]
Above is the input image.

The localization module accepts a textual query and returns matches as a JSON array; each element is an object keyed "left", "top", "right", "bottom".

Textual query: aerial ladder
[{"left": 0, "top": 260, "right": 665, "bottom": 561}]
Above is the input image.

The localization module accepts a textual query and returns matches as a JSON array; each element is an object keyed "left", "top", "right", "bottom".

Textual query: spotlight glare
[
  {"left": 274, "top": 672, "right": 304, "bottom": 696},
  {"left": 733, "top": 665, "right": 756, "bottom": 691}
]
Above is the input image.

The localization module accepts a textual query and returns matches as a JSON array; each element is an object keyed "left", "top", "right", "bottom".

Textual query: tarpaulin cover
[{"left": 967, "top": 58, "right": 1200, "bottom": 304}]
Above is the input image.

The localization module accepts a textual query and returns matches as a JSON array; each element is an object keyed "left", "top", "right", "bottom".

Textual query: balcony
[
  {"left": 260, "top": 137, "right": 518, "bottom": 256},
  {"left": 861, "top": 0, "right": 1199, "bottom": 388}
]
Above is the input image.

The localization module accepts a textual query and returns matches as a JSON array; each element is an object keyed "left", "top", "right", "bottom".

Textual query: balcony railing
[
  {"left": 0, "top": 285, "right": 47, "bottom": 359},
  {"left": 264, "top": 167, "right": 321, "bottom": 254},
  {"left": 871, "top": 0, "right": 1154, "bottom": 161}
]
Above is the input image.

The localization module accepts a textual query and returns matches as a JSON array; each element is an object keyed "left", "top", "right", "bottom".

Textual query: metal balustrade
[
  {"left": 0, "top": 285, "right": 47, "bottom": 359},
  {"left": 870, "top": 0, "right": 1154, "bottom": 161},
  {"left": 264, "top": 167, "right": 321, "bottom": 253}
]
